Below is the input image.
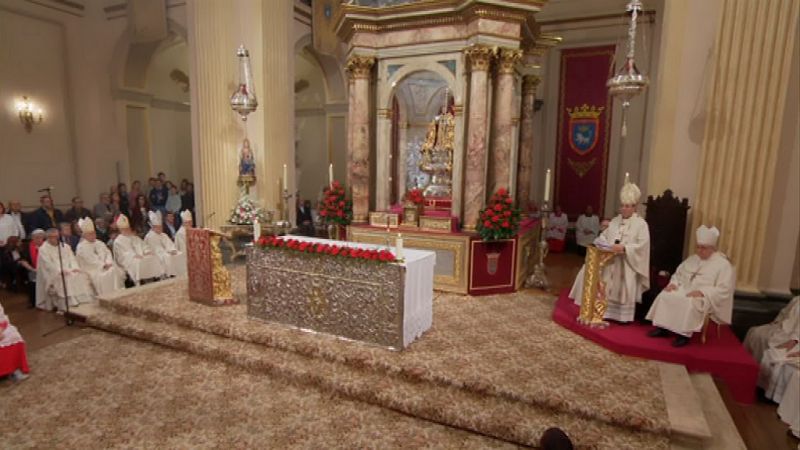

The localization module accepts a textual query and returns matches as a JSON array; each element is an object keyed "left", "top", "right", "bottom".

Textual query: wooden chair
[{"left": 701, "top": 314, "right": 722, "bottom": 344}]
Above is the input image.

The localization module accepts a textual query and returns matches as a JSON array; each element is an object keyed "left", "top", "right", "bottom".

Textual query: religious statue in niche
[
  {"left": 419, "top": 90, "right": 455, "bottom": 197},
  {"left": 237, "top": 138, "right": 256, "bottom": 194}
]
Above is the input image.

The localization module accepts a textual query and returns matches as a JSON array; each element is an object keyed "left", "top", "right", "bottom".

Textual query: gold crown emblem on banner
[{"left": 567, "top": 104, "right": 604, "bottom": 119}]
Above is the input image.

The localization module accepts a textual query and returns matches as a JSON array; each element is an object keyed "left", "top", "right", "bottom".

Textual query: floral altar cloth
[{"left": 246, "top": 236, "right": 435, "bottom": 349}]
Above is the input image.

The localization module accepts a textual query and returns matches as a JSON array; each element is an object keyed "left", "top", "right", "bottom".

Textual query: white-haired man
[
  {"left": 646, "top": 226, "right": 735, "bottom": 347},
  {"left": 36, "top": 228, "right": 94, "bottom": 311},
  {"left": 174, "top": 210, "right": 193, "bottom": 254},
  {"left": 75, "top": 218, "right": 125, "bottom": 295},
  {"left": 569, "top": 181, "right": 650, "bottom": 322},
  {"left": 112, "top": 214, "right": 165, "bottom": 285},
  {"left": 144, "top": 211, "right": 185, "bottom": 277}
]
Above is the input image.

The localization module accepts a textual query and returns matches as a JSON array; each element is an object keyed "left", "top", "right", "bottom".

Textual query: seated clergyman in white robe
[
  {"left": 144, "top": 211, "right": 186, "bottom": 277},
  {"left": 569, "top": 182, "right": 650, "bottom": 322},
  {"left": 575, "top": 206, "right": 600, "bottom": 248},
  {"left": 75, "top": 218, "right": 125, "bottom": 295},
  {"left": 174, "top": 210, "right": 193, "bottom": 255},
  {"left": 745, "top": 296, "right": 799, "bottom": 364},
  {"left": 36, "top": 228, "right": 94, "bottom": 311},
  {"left": 646, "top": 226, "right": 735, "bottom": 347},
  {"left": 112, "top": 214, "right": 165, "bottom": 285}
]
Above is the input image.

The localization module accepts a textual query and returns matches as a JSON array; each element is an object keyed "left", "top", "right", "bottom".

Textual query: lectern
[
  {"left": 186, "top": 228, "right": 236, "bottom": 305},
  {"left": 577, "top": 245, "right": 617, "bottom": 327}
]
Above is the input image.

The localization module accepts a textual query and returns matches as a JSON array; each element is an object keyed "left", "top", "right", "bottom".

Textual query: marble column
[
  {"left": 691, "top": 0, "right": 799, "bottom": 293},
  {"left": 462, "top": 45, "right": 494, "bottom": 232},
  {"left": 186, "top": 0, "right": 240, "bottom": 229},
  {"left": 516, "top": 74, "right": 540, "bottom": 210},
  {"left": 488, "top": 48, "right": 522, "bottom": 198},
  {"left": 346, "top": 55, "right": 375, "bottom": 223}
]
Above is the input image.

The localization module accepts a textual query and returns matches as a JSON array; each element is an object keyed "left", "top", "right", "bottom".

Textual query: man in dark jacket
[
  {"left": 30, "top": 195, "right": 64, "bottom": 232},
  {"left": 63, "top": 196, "right": 92, "bottom": 224}
]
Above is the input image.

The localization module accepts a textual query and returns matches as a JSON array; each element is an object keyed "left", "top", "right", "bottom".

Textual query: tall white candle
[
  {"left": 329, "top": 163, "right": 334, "bottom": 188},
  {"left": 396, "top": 233, "right": 404, "bottom": 259},
  {"left": 253, "top": 217, "right": 260, "bottom": 241},
  {"left": 624, "top": 172, "right": 630, "bottom": 184},
  {"left": 282, "top": 164, "right": 288, "bottom": 190},
  {"left": 543, "top": 169, "right": 552, "bottom": 203}
]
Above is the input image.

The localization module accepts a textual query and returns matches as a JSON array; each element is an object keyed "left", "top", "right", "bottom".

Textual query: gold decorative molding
[
  {"left": 495, "top": 48, "right": 523, "bottom": 75},
  {"left": 346, "top": 55, "right": 376, "bottom": 79},
  {"left": 530, "top": 34, "right": 563, "bottom": 56},
  {"left": 522, "top": 74, "right": 541, "bottom": 94},
  {"left": 464, "top": 45, "right": 495, "bottom": 72},
  {"left": 419, "top": 216, "right": 453, "bottom": 233},
  {"left": 376, "top": 108, "right": 393, "bottom": 119}
]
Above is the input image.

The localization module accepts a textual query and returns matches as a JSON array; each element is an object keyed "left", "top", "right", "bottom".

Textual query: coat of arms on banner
[{"left": 567, "top": 104, "right": 605, "bottom": 155}]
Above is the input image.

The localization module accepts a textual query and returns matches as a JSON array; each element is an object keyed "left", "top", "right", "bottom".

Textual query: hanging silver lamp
[
  {"left": 230, "top": 45, "right": 258, "bottom": 121},
  {"left": 607, "top": 0, "right": 648, "bottom": 136}
]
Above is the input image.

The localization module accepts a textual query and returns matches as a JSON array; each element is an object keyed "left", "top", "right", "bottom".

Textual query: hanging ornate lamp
[
  {"left": 607, "top": 0, "right": 648, "bottom": 137},
  {"left": 230, "top": 45, "right": 258, "bottom": 121}
]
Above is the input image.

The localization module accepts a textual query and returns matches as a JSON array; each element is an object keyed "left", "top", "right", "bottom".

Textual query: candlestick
[
  {"left": 329, "top": 163, "right": 334, "bottom": 188},
  {"left": 282, "top": 164, "right": 288, "bottom": 190},
  {"left": 543, "top": 169, "right": 552, "bottom": 203},
  {"left": 253, "top": 217, "right": 261, "bottom": 241}
]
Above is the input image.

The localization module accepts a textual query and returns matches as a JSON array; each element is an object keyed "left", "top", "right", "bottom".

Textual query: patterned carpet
[
  {"left": 75, "top": 268, "right": 672, "bottom": 449},
  {"left": 0, "top": 332, "right": 515, "bottom": 449}
]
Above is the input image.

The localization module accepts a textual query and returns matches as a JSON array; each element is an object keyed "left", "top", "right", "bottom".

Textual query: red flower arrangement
[
  {"left": 318, "top": 181, "right": 352, "bottom": 226},
  {"left": 404, "top": 188, "right": 425, "bottom": 206},
  {"left": 476, "top": 188, "right": 521, "bottom": 241},
  {"left": 255, "top": 236, "right": 397, "bottom": 263}
]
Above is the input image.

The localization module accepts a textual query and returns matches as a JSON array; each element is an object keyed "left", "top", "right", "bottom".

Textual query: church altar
[{"left": 246, "top": 236, "right": 435, "bottom": 349}]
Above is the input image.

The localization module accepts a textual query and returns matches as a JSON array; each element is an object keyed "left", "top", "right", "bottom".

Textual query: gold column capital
[
  {"left": 346, "top": 55, "right": 376, "bottom": 79},
  {"left": 495, "top": 48, "right": 523, "bottom": 75},
  {"left": 522, "top": 74, "right": 541, "bottom": 95},
  {"left": 377, "top": 108, "right": 392, "bottom": 119},
  {"left": 464, "top": 45, "right": 495, "bottom": 72}
]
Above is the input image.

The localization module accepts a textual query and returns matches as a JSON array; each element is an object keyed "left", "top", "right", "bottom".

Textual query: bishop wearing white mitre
[
  {"left": 144, "top": 211, "right": 186, "bottom": 277},
  {"left": 174, "top": 210, "right": 193, "bottom": 254},
  {"left": 113, "top": 214, "right": 165, "bottom": 284},
  {"left": 569, "top": 182, "right": 650, "bottom": 322},
  {"left": 36, "top": 228, "right": 94, "bottom": 311},
  {"left": 646, "top": 226, "right": 735, "bottom": 347},
  {"left": 75, "top": 218, "right": 125, "bottom": 295}
]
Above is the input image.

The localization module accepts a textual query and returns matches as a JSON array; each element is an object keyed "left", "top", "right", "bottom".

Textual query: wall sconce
[{"left": 16, "top": 96, "right": 44, "bottom": 133}]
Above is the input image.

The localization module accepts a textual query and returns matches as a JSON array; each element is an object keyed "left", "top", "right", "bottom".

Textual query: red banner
[{"left": 555, "top": 46, "right": 615, "bottom": 219}]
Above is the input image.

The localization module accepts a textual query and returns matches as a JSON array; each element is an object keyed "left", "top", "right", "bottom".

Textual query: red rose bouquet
[
  {"left": 404, "top": 188, "right": 425, "bottom": 206},
  {"left": 476, "top": 188, "right": 521, "bottom": 241},
  {"left": 255, "top": 236, "right": 397, "bottom": 264},
  {"left": 318, "top": 181, "right": 352, "bottom": 226}
]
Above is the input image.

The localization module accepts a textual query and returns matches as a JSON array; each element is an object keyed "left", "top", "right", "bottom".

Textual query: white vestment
[
  {"left": 76, "top": 239, "right": 126, "bottom": 295},
  {"left": 36, "top": 242, "right": 94, "bottom": 311},
  {"left": 546, "top": 213, "right": 568, "bottom": 240},
  {"left": 0, "top": 302, "right": 23, "bottom": 348},
  {"left": 575, "top": 214, "right": 600, "bottom": 247},
  {"left": 778, "top": 366, "right": 800, "bottom": 437},
  {"left": 113, "top": 234, "right": 165, "bottom": 284},
  {"left": 759, "top": 341, "right": 800, "bottom": 402},
  {"left": 174, "top": 226, "right": 187, "bottom": 253},
  {"left": 645, "top": 252, "right": 735, "bottom": 336},
  {"left": 144, "top": 230, "right": 186, "bottom": 277},
  {"left": 744, "top": 296, "right": 799, "bottom": 363},
  {"left": 569, "top": 214, "right": 650, "bottom": 322}
]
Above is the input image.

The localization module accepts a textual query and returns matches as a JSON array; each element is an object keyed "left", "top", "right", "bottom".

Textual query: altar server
[
  {"left": 75, "top": 218, "right": 125, "bottom": 295},
  {"left": 569, "top": 182, "right": 650, "bottom": 322},
  {"left": 174, "top": 210, "right": 193, "bottom": 254},
  {"left": 575, "top": 205, "right": 600, "bottom": 249},
  {"left": 144, "top": 211, "right": 186, "bottom": 277},
  {"left": 646, "top": 226, "right": 735, "bottom": 347},
  {"left": 113, "top": 214, "right": 165, "bottom": 285},
  {"left": 546, "top": 205, "right": 568, "bottom": 252},
  {"left": 36, "top": 228, "right": 94, "bottom": 311},
  {"left": 0, "top": 301, "right": 29, "bottom": 381}
]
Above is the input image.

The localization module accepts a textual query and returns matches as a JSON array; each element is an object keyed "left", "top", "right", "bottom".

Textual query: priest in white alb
[
  {"left": 174, "top": 209, "right": 193, "bottom": 254},
  {"left": 646, "top": 226, "right": 735, "bottom": 347},
  {"left": 144, "top": 211, "right": 186, "bottom": 277},
  {"left": 575, "top": 205, "right": 600, "bottom": 252},
  {"left": 546, "top": 205, "right": 569, "bottom": 252},
  {"left": 75, "top": 218, "right": 125, "bottom": 295},
  {"left": 36, "top": 228, "right": 95, "bottom": 311},
  {"left": 113, "top": 214, "right": 165, "bottom": 285},
  {"left": 569, "top": 181, "right": 650, "bottom": 323},
  {"left": 745, "top": 296, "right": 799, "bottom": 364}
]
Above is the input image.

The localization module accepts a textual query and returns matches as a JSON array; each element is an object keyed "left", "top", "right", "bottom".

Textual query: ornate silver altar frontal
[{"left": 246, "top": 247, "right": 406, "bottom": 349}]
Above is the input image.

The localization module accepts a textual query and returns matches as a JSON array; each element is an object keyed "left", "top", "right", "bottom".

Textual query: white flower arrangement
[{"left": 229, "top": 196, "right": 269, "bottom": 225}]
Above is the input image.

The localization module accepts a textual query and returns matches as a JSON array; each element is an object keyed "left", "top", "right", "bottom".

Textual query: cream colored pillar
[
  {"left": 692, "top": 0, "right": 800, "bottom": 293},
  {"left": 489, "top": 48, "right": 522, "bottom": 198},
  {"left": 516, "top": 75, "right": 540, "bottom": 210},
  {"left": 261, "top": 0, "right": 295, "bottom": 224},
  {"left": 346, "top": 56, "right": 375, "bottom": 223},
  {"left": 187, "top": 0, "right": 240, "bottom": 229},
  {"left": 462, "top": 45, "right": 494, "bottom": 232}
]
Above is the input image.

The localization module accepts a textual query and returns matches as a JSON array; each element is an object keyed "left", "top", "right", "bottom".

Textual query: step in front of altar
[{"left": 86, "top": 305, "right": 671, "bottom": 449}]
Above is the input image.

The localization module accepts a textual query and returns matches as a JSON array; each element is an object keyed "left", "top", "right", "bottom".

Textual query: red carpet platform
[{"left": 553, "top": 289, "right": 759, "bottom": 403}]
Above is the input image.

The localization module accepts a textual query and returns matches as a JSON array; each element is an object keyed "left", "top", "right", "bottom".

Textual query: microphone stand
[{"left": 42, "top": 188, "right": 78, "bottom": 336}]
